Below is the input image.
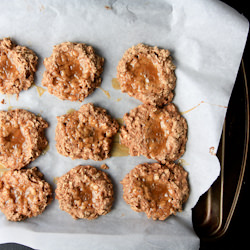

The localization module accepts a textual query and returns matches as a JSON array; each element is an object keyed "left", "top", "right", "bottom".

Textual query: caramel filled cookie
[
  {"left": 0, "top": 167, "right": 52, "bottom": 221},
  {"left": 42, "top": 42, "right": 104, "bottom": 101},
  {"left": 117, "top": 43, "right": 176, "bottom": 106},
  {"left": 0, "top": 109, "right": 48, "bottom": 170},
  {"left": 55, "top": 103, "right": 119, "bottom": 161},
  {"left": 56, "top": 165, "right": 114, "bottom": 220},
  {"left": 0, "top": 38, "right": 38, "bottom": 96},
  {"left": 120, "top": 103, "right": 187, "bottom": 163},
  {"left": 121, "top": 162, "right": 189, "bottom": 220}
]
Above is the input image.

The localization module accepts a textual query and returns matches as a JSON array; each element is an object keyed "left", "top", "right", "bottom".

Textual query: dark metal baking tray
[{"left": 192, "top": 60, "right": 249, "bottom": 240}]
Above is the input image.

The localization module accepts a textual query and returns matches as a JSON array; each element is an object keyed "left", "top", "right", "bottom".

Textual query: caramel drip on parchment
[
  {"left": 53, "top": 177, "right": 59, "bottom": 184},
  {"left": 42, "top": 144, "right": 50, "bottom": 155},
  {"left": 180, "top": 101, "right": 227, "bottom": 115},
  {"left": 125, "top": 55, "right": 161, "bottom": 94},
  {"left": 66, "top": 108, "right": 76, "bottom": 114},
  {"left": 177, "top": 159, "right": 190, "bottom": 166},
  {"left": 111, "top": 118, "right": 129, "bottom": 157},
  {"left": 98, "top": 87, "right": 111, "bottom": 99},
  {"left": 35, "top": 85, "right": 46, "bottom": 97},
  {"left": 111, "top": 132, "right": 129, "bottom": 157},
  {"left": 112, "top": 78, "right": 121, "bottom": 90}
]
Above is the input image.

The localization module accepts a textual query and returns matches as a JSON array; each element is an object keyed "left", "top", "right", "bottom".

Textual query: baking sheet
[{"left": 0, "top": 0, "right": 248, "bottom": 249}]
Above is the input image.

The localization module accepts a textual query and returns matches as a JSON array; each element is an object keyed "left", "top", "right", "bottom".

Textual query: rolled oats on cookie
[
  {"left": 120, "top": 103, "right": 187, "bottom": 163},
  {"left": 0, "top": 109, "right": 48, "bottom": 170},
  {"left": 56, "top": 165, "right": 114, "bottom": 220},
  {"left": 117, "top": 43, "right": 176, "bottom": 106},
  {"left": 0, "top": 38, "right": 38, "bottom": 96},
  {"left": 121, "top": 162, "right": 189, "bottom": 220},
  {"left": 55, "top": 103, "right": 119, "bottom": 161},
  {"left": 0, "top": 167, "right": 52, "bottom": 221},
  {"left": 42, "top": 42, "right": 104, "bottom": 101}
]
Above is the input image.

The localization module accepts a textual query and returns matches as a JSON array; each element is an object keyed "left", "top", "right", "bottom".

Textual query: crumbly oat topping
[
  {"left": 120, "top": 103, "right": 188, "bottom": 163},
  {"left": 42, "top": 42, "right": 104, "bottom": 101},
  {"left": 121, "top": 162, "right": 189, "bottom": 220},
  {"left": 0, "top": 38, "right": 38, "bottom": 96},
  {"left": 117, "top": 43, "right": 176, "bottom": 106},
  {"left": 0, "top": 109, "right": 48, "bottom": 170},
  {"left": 55, "top": 165, "right": 113, "bottom": 220},
  {"left": 55, "top": 103, "right": 119, "bottom": 161},
  {"left": 0, "top": 167, "right": 52, "bottom": 221}
]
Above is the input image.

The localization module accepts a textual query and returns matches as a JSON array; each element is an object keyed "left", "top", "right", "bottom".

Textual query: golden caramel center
[
  {"left": 3, "top": 126, "right": 25, "bottom": 155},
  {"left": 51, "top": 49, "right": 92, "bottom": 100},
  {"left": 73, "top": 183, "right": 93, "bottom": 209},
  {"left": 125, "top": 55, "right": 160, "bottom": 93},
  {"left": 55, "top": 50, "right": 84, "bottom": 82},
  {"left": 145, "top": 112, "right": 172, "bottom": 155},
  {"left": 0, "top": 50, "right": 19, "bottom": 82},
  {"left": 142, "top": 177, "right": 171, "bottom": 210}
]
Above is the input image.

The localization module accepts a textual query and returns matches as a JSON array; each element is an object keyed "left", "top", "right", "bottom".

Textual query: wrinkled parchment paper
[{"left": 0, "top": 0, "right": 248, "bottom": 249}]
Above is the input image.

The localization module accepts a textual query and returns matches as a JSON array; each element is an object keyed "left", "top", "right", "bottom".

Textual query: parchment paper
[{"left": 0, "top": 0, "right": 248, "bottom": 249}]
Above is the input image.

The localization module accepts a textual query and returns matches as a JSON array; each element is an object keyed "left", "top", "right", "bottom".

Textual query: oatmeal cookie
[
  {"left": 55, "top": 165, "right": 114, "bottom": 220},
  {"left": 121, "top": 162, "right": 189, "bottom": 220},
  {"left": 0, "top": 167, "right": 52, "bottom": 221},
  {"left": 120, "top": 103, "right": 187, "bottom": 163},
  {"left": 0, "top": 109, "right": 48, "bottom": 170},
  {"left": 0, "top": 38, "right": 38, "bottom": 96},
  {"left": 117, "top": 43, "right": 176, "bottom": 106},
  {"left": 55, "top": 103, "right": 119, "bottom": 161},
  {"left": 42, "top": 42, "right": 104, "bottom": 101}
]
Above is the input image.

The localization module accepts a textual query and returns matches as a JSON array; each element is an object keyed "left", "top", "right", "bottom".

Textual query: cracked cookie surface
[
  {"left": 56, "top": 165, "right": 114, "bottom": 220},
  {"left": 121, "top": 162, "right": 189, "bottom": 220},
  {"left": 117, "top": 43, "right": 176, "bottom": 106},
  {"left": 42, "top": 42, "right": 104, "bottom": 101}
]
